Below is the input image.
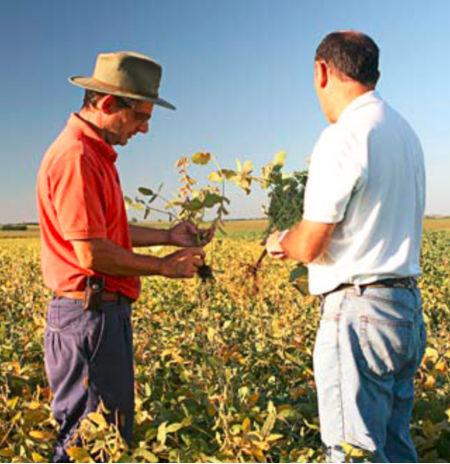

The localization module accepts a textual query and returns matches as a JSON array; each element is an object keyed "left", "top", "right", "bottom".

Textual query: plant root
[{"left": 197, "top": 264, "right": 215, "bottom": 283}]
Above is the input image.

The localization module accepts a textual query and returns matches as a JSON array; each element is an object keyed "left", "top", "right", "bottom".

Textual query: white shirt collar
[{"left": 338, "top": 90, "right": 381, "bottom": 121}]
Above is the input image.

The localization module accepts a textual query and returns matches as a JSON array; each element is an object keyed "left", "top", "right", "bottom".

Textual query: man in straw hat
[
  {"left": 266, "top": 31, "right": 426, "bottom": 462},
  {"left": 37, "top": 51, "right": 213, "bottom": 461}
]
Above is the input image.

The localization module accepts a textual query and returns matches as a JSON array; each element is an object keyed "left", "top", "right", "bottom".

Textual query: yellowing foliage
[{"left": 0, "top": 231, "right": 449, "bottom": 462}]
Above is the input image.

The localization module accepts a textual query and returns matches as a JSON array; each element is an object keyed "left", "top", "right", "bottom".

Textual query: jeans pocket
[
  {"left": 46, "top": 300, "right": 85, "bottom": 332},
  {"left": 358, "top": 315, "right": 414, "bottom": 377},
  {"left": 46, "top": 300, "right": 105, "bottom": 365}
]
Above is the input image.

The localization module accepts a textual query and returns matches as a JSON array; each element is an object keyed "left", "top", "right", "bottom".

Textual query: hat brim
[{"left": 69, "top": 76, "right": 176, "bottom": 110}]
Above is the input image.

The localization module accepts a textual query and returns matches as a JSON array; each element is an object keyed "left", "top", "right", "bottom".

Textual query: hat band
[{"left": 90, "top": 77, "right": 159, "bottom": 99}]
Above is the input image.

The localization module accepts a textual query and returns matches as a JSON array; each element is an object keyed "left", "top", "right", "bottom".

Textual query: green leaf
[
  {"left": 166, "top": 422, "right": 184, "bottom": 433},
  {"left": 117, "top": 454, "right": 133, "bottom": 463},
  {"left": 191, "top": 152, "right": 212, "bottom": 165},
  {"left": 133, "top": 449, "right": 159, "bottom": 463},
  {"left": 289, "top": 264, "right": 308, "bottom": 282},
  {"left": 148, "top": 194, "right": 158, "bottom": 204},
  {"left": 132, "top": 203, "right": 145, "bottom": 211},
  {"left": 124, "top": 196, "right": 133, "bottom": 209},
  {"left": 183, "top": 198, "right": 204, "bottom": 212},
  {"left": 138, "top": 187, "right": 154, "bottom": 196},
  {"left": 204, "top": 193, "right": 223, "bottom": 208},
  {"left": 273, "top": 151, "right": 286, "bottom": 167}
]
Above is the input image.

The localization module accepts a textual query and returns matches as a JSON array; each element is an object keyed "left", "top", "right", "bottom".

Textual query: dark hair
[
  {"left": 81, "top": 90, "right": 134, "bottom": 110},
  {"left": 315, "top": 31, "right": 380, "bottom": 86}
]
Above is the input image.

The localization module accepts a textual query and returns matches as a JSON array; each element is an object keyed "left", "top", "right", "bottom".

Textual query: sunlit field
[
  {"left": 0, "top": 227, "right": 449, "bottom": 462},
  {"left": 1, "top": 218, "right": 448, "bottom": 240}
]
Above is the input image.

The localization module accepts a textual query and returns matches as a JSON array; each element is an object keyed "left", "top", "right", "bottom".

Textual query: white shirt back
[{"left": 304, "top": 91, "right": 426, "bottom": 295}]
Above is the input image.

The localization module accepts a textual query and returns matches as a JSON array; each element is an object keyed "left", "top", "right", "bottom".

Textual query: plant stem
[
  {"left": 145, "top": 206, "right": 177, "bottom": 221},
  {"left": 255, "top": 248, "right": 268, "bottom": 269}
]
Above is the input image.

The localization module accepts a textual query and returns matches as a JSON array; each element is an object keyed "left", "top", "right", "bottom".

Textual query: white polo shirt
[{"left": 303, "top": 91, "right": 426, "bottom": 295}]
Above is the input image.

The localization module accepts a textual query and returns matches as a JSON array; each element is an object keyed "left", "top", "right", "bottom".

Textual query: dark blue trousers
[{"left": 44, "top": 297, "right": 134, "bottom": 463}]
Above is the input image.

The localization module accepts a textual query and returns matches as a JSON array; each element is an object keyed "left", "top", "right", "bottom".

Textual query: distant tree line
[{"left": 1, "top": 223, "right": 28, "bottom": 231}]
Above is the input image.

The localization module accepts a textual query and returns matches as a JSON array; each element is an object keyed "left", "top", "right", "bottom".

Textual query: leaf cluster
[
  {"left": 127, "top": 153, "right": 230, "bottom": 233},
  {"left": 209, "top": 151, "right": 309, "bottom": 290}
]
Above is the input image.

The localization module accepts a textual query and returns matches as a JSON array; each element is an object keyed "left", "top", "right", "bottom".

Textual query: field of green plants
[{"left": 0, "top": 228, "right": 449, "bottom": 463}]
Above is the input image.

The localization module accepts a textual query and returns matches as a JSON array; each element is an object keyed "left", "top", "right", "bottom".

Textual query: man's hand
[
  {"left": 160, "top": 247, "right": 205, "bottom": 278},
  {"left": 168, "top": 221, "right": 215, "bottom": 247},
  {"left": 267, "top": 220, "right": 336, "bottom": 264},
  {"left": 266, "top": 231, "right": 288, "bottom": 260}
]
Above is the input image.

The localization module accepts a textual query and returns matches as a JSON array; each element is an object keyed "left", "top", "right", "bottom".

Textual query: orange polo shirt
[{"left": 37, "top": 113, "right": 140, "bottom": 300}]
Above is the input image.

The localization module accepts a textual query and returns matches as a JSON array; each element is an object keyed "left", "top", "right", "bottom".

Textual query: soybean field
[{"left": 0, "top": 227, "right": 449, "bottom": 463}]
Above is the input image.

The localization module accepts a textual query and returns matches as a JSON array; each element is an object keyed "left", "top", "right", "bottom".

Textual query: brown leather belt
[
  {"left": 322, "top": 277, "right": 417, "bottom": 298},
  {"left": 54, "top": 290, "right": 123, "bottom": 302}
]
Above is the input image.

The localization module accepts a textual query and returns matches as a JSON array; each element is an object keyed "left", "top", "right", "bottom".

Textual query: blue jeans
[
  {"left": 313, "top": 285, "right": 426, "bottom": 463},
  {"left": 44, "top": 297, "right": 134, "bottom": 463}
]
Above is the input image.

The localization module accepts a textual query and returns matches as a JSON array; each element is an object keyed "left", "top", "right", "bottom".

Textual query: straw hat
[{"left": 69, "top": 51, "right": 176, "bottom": 110}]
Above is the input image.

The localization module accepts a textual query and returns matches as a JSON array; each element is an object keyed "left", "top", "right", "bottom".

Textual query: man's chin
[
  {"left": 112, "top": 134, "right": 132, "bottom": 146},
  {"left": 110, "top": 138, "right": 128, "bottom": 147}
]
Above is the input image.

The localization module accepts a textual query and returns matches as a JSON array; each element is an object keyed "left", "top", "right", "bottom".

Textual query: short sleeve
[
  {"left": 303, "top": 125, "right": 364, "bottom": 223},
  {"left": 49, "top": 152, "right": 107, "bottom": 241}
]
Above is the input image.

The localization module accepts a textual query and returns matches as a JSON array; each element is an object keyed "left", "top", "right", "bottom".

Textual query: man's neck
[
  {"left": 332, "top": 84, "right": 375, "bottom": 122},
  {"left": 78, "top": 108, "right": 109, "bottom": 143}
]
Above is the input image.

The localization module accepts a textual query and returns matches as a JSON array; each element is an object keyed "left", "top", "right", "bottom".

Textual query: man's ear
[
  {"left": 375, "top": 70, "right": 381, "bottom": 86},
  {"left": 315, "top": 61, "right": 328, "bottom": 89},
  {"left": 97, "top": 94, "right": 116, "bottom": 115}
]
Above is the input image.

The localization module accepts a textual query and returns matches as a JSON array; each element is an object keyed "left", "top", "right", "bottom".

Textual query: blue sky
[{"left": 1, "top": 0, "right": 449, "bottom": 222}]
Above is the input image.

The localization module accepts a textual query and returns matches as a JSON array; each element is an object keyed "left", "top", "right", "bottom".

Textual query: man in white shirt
[{"left": 267, "top": 31, "right": 426, "bottom": 462}]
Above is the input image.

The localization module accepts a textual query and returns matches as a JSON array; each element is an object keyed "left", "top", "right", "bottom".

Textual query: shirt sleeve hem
[{"left": 303, "top": 212, "right": 342, "bottom": 224}]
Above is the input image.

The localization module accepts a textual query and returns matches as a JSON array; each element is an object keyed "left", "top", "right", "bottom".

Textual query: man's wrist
[
  {"left": 154, "top": 256, "right": 168, "bottom": 277},
  {"left": 165, "top": 228, "right": 174, "bottom": 246}
]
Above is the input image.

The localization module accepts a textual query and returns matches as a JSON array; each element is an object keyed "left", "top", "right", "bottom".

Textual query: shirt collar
[
  {"left": 66, "top": 113, "right": 118, "bottom": 163},
  {"left": 338, "top": 90, "right": 381, "bottom": 122}
]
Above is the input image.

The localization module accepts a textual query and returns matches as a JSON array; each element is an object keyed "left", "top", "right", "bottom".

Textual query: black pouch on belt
[{"left": 83, "top": 276, "right": 106, "bottom": 310}]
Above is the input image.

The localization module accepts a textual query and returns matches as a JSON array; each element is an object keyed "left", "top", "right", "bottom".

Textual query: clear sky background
[{"left": 1, "top": 0, "right": 449, "bottom": 223}]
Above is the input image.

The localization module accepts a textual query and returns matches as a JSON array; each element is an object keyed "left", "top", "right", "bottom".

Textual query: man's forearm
[
  {"left": 280, "top": 220, "right": 336, "bottom": 264},
  {"left": 74, "top": 238, "right": 166, "bottom": 277},
  {"left": 129, "top": 224, "right": 172, "bottom": 247}
]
